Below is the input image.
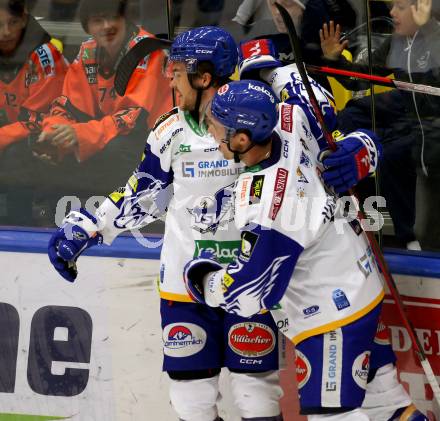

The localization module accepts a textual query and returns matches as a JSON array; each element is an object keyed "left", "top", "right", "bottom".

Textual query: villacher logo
[{"left": 228, "top": 322, "right": 275, "bottom": 357}]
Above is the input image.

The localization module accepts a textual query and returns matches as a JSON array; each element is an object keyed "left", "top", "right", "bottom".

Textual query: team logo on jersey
[
  {"left": 249, "top": 175, "right": 264, "bottom": 204},
  {"left": 281, "top": 104, "right": 293, "bottom": 133},
  {"left": 218, "top": 84, "right": 229, "bottom": 95},
  {"left": 239, "top": 231, "right": 259, "bottom": 262},
  {"left": 300, "top": 151, "right": 312, "bottom": 168},
  {"left": 240, "top": 39, "right": 272, "bottom": 58},
  {"left": 268, "top": 168, "right": 289, "bottom": 220},
  {"left": 374, "top": 320, "right": 391, "bottom": 346},
  {"left": 296, "top": 167, "right": 308, "bottom": 184},
  {"left": 187, "top": 183, "right": 235, "bottom": 234},
  {"left": 114, "top": 172, "right": 171, "bottom": 229},
  {"left": 84, "top": 64, "right": 98, "bottom": 84},
  {"left": 332, "top": 289, "right": 350, "bottom": 311},
  {"left": 228, "top": 322, "right": 275, "bottom": 358},
  {"left": 352, "top": 351, "right": 370, "bottom": 389},
  {"left": 295, "top": 350, "right": 312, "bottom": 389},
  {"left": 163, "top": 323, "right": 207, "bottom": 357}
]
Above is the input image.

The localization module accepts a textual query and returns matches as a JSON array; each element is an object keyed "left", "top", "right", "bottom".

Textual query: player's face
[
  {"left": 0, "top": 9, "right": 26, "bottom": 55},
  {"left": 267, "top": 0, "right": 304, "bottom": 33},
  {"left": 390, "top": 0, "right": 418, "bottom": 35},
  {"left": 168, "top": 61, "right": 198, "bottom": 111},
  {"left": 205, "top": 111, "right": 234, "bottom": 160},
  {"left": 87, "top": 14, "right": 127, "bottom": 54}
]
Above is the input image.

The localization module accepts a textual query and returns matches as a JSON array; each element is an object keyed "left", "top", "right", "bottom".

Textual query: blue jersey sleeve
[
  {"left": 95, "top": 111, "right": 179, "bottom": 244},
  {"left": 220, "top": 224, "right": 303, "bottom": 317}
]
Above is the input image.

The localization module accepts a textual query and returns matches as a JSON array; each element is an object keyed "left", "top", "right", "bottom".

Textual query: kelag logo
[{"left": 194, "top": 240, "right": 240, "bottom": 264}]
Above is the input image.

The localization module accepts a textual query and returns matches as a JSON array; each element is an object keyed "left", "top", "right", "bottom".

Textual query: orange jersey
[
  {"left": 43, "top": 26, "right": 172, "bottom": 162},
  {"left": 0, "top": 41, "right": 68, "bottom": 151}
]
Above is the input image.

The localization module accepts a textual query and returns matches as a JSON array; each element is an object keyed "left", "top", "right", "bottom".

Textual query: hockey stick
[
  {"left": 114, "top": 37, "right": 172, "bottom": 96},
  {"left": 274, "top": 1, "right": 440, "bottom": 405},
  {"left": 305, "top": 64, "right": 440, "bottom": 97}
]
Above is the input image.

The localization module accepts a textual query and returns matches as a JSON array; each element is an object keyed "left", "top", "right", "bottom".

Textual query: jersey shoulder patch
[{"left": 153, "top": 108, "right": 179, "bottom": 131}]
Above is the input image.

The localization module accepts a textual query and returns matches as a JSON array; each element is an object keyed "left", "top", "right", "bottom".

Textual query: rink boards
[{"left": 0, "top": 230, "right": 439, "bottom": 421}]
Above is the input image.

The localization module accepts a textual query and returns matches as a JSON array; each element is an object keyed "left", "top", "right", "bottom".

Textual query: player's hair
[
  {"left": 0, "top": 0, "right": 26, "bottom": 16},
  {"left": 79, "top": 0, "right": 128, "bottom": 31}
]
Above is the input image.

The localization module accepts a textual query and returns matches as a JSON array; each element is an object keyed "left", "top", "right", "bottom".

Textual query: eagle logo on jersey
[
  {"left": 223, "top": 255, "right": 290, "bottom": 316},
  {"left": 187, "top": 183, "right": 235, "bottom": 234},
  {"left": 114, "top": 171, "right": 172, "bottom": 229}
]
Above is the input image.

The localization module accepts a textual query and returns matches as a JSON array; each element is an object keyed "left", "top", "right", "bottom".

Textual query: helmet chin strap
[{"left": 188, "top": 73, "right": 212, "bottom": 126}]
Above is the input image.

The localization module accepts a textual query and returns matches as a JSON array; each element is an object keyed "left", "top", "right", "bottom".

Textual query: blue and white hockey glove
[
  {"left": 48, "top": 209, "right": 103, "bottom": 282},
  {"left": 319, "top": 130, "right": 382, "bottom": 193},
  {"left": 238, "top": 39, "right": 282, "bottom": 80},
  {"left": 183, "top": 257, "right": 224, "bottom": 306}
]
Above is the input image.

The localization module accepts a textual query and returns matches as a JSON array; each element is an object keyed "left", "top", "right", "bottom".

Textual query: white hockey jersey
[
  {"left": 260, "top": 63, "right": 339, "bottom": 150},
  {"left": 96, "top": 107, "right": 243, "bottom": 302},
  {"left": 218, "top": 102, "right": 384, "bottom": 345}
]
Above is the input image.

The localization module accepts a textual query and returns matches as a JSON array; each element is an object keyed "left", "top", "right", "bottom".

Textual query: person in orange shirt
[
  {"left": 0, "top": 0, "right": 67, "bottom": 225},
  {"left": 0, "top": 0, "right": 67, "bottom": 153},
  {"left": 38, "top": 0, "right": 172, "bottom": 173}
]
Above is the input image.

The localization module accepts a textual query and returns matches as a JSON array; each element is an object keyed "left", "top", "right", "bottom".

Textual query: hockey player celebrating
[
  {"left": 184, "top": 80, "right": 428, "bottom": 421},
  {"left": 235, "top": 39, "right": 429, "bottom": 420},
  {"left": 47, "top": 27, "right": 284, "bottom": 421}
]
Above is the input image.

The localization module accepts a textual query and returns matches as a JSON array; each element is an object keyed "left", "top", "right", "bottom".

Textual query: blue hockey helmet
[
  {"left": 211, "top": 80, "right": 279, "bottom": 143},
  {"left": 169, "top": 26, "right": 238, "bottom": 78}
]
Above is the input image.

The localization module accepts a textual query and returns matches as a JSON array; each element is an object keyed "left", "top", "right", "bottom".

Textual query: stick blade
[{"left": 115, "top": 37, "right": 172, "bottom": 96}]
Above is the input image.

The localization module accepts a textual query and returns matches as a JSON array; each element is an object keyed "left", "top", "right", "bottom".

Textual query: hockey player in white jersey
[
  {"left": 47, "top": 27, "right": 285, "bottom": 421},
  {"left": 184, "top": 80, "right": 428, "bottom": 421},
  {"left": 234, "top": 38, "right": 429, "bottom": 420}
]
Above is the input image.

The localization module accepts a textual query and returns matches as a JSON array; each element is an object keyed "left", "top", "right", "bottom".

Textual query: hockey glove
[
  {"left": 183, "top": 257, "right": 225, "bottom": 307},
  {"left": 48, "top": 209, "right": 103, "bottom": 282},
  {"left": 319, "top": 130, "right": 382, "bottom": 193},
  {"left": 238, "top": 39, "right": 282, "bottom": 80}
]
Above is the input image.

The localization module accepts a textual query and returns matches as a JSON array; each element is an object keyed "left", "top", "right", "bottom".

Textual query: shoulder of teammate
[
  {"left": 73, "top": 37, "right": 97, "bottom": 65},
  {"left": 145, "top": 107, "right": 185, "bottom": 156}
]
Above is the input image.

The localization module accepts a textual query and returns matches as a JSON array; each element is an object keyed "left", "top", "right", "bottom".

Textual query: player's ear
[
  {"left": 199, "top": 71, "right": 213, "bottom": 88},
  {"left": 236, "top": 131, "right": 251, "bottom": 147}
]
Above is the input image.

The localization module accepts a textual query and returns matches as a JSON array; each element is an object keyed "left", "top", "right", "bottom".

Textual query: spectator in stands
[
  {"left": 320, "top": 0, "right": 440, "bottom": 251},
  {"left": 0, "top": 0, "right": 67, "bottom": 224},
  {"left": 37, "top": 0, "right": 172, "bottom": 193},
  {"left": 233, "top": 0, "right": 357, "bottom": 89}
]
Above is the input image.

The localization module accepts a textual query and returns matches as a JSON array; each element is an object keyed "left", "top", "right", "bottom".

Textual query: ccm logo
[{"left": 240, "top": 358, "right": 262, "bottom": 365}]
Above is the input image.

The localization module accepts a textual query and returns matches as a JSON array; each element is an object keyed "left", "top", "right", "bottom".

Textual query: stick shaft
[{"left": 306, "top": 64, "right": 440, "bottom": 97}]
